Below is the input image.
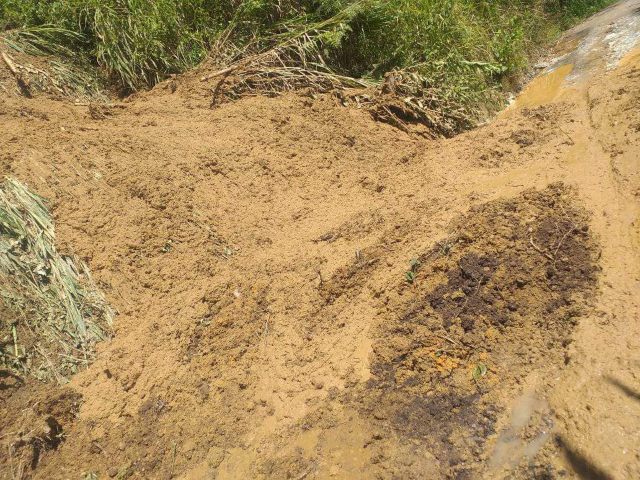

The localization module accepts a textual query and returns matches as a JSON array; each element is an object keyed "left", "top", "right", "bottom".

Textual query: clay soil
[{"left": 1, "top": 4, "right": 640, "bottom": 479}]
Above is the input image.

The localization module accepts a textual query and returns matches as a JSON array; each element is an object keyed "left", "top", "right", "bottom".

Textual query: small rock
[
  {"left": 206, "top": 446, "right": 225, "bottom": 468},
  {"left": 399, "top": 455, "right": 415, "bottom": 467},
  {"left": 198, "top": 381, "right": 210, "bottom": 401}
]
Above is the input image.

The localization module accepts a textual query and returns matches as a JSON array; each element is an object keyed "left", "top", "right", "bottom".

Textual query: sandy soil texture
[{"left": 1, "top": 1, "right": 639, "bottom": 479}]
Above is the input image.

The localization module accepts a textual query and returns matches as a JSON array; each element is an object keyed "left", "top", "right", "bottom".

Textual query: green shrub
[
  {"left": 545, "top": 0, "right": 615, "bottom": 28},
  {"left": 0, "top": 0, "right": 616, "bottom": 104}
]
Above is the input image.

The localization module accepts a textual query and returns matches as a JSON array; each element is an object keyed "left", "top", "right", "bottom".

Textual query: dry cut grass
[{"left": 0, "top": 178, "right": 113, "bottom": 383}]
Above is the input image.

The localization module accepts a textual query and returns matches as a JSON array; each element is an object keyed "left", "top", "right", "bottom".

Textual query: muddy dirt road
[{"left": 1, "top": 1, "right": 639, "bottom": 479}]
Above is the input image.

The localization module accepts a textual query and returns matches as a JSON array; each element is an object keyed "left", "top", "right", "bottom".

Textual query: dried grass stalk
[
  {"left": 0, "top": 178, "right": 113, "bottom": 383},
  {"left": 207, "top": 46, "right": 476, "bottom": 137}
]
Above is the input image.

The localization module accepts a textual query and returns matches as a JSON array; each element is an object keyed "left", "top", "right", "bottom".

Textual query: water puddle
[
  {"left": 508, "top": 0, "right": 640, "bottom": 111},
  {"left": 513, "top": 63, "right": 574, "bottom": 108}
]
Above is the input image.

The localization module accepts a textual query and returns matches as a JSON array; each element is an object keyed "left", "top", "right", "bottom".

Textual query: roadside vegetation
[{"left": 1, "top": 0, "right": 615, "bottom": 131}]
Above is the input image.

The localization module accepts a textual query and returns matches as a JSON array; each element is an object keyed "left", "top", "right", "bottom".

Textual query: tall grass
[
  {"left": 1, "top": 0, "right": 615, "bottom": 105},
  {"left": 545, "top": 0, "right": 616, "bottom": 28}
]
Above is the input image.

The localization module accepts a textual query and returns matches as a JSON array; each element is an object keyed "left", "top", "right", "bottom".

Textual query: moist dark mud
[{"left": 357, "top": 183, "right": 599, "bottom": 477}]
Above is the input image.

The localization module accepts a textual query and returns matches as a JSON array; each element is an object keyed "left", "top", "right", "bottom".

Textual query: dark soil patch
[
  {"left": 357, "top": 183, "right": 600, "bottom": 478},
  {"left": 0, "top": 386, "right": 81, "bottom": 475}
]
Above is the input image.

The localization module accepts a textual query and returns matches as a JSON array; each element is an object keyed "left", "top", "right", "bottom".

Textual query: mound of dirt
[
  {"left": 1, "top": 4, "right": 640, "bottom": 477},
  {"left": 352, "top": 183, "right": 599, "bottom": 478}
]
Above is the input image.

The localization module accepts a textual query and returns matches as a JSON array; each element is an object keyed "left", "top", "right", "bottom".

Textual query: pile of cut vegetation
[
  {"left": 0, "top": 30, "right": 104, "bottom": 100},
  {"left": 0, "top": 178, "right": 113, "bottom": 384}
]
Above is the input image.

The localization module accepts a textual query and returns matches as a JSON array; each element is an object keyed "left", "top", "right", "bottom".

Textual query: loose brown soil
[{"left": 1, "top": 3, "right": 640, "bottom": 479}]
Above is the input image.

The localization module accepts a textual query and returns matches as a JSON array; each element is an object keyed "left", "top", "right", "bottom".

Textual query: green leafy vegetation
[
  {"left": 406, "top": 257, "right": 420, "bottom": 284},
  {"left": 545, "top": 0, "right": 616, "bottom": 28},
  {"left": 1, "top": 1, "right": 615, "bottom": 122},
  {"left": 472, "top": 362, "right": 488, "bottom": 381}
]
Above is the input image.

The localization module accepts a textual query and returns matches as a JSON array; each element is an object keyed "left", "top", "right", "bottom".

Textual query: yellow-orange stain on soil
[
  {"left": 617, "top": 46, "right": 640, "bottom": 70},
  {"left": 431, "top": 351, "right": 460, "bottom": 374},
  {"left": 514, "top": 63, "right": 574, "bottom": 108}
]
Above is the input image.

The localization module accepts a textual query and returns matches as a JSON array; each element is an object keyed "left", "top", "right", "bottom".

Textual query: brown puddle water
[{"left": 513, "top": 63, "right": 574, "bottom": 108}]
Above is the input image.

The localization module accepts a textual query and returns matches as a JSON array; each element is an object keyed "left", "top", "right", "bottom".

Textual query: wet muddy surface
[
  {"left": 347, "top": 183, "right": 599, "bottom": 478},
  {"left": 1, "top": 2, "right": 640, "bottom": 479}
]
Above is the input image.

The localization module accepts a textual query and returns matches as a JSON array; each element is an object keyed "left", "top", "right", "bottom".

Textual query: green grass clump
[
  {"left": 545, "top": 0, "right": 616, "bottom": 28},
  {"left": 1, "top": 1, "right": 616, "bottom": 120},
  {"left": 0, "top": 178, "right": 113, "bottom": 383},
  {"left": 2, "top": 0, "right": 227, "bottom": 91}
]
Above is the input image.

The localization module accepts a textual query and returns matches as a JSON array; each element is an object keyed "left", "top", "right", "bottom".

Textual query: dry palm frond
[
  {"left": 209, "top": 47, "right": 373, "bottom": 105},
  {"left": 207, "top": 48, "right": 478, "bottom": 137},
  {"left": 205, "top": 2, "right": 375, "bottom": 103},
  {"left": 202, "top": 0, "right": 478, "bottom": 137},
  {"left": 0, "top": 178, "right": 113, "bottom": 383},
  {"left": 352, "top": 70, "right": 480, "bottom": 137}
]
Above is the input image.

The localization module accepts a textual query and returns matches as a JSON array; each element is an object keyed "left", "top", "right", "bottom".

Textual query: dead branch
[
  {"left": 200, "top": 65, "right": 237, "bottom": 82},
  {"left": 1, "top": 51, "right": 32, "bottom": 97},
  {"left": 1, "top": 51, "right": 18, "bottom": 75},
  {"left": 529, "top": 236, "right": 554, "bottom": 261}
]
